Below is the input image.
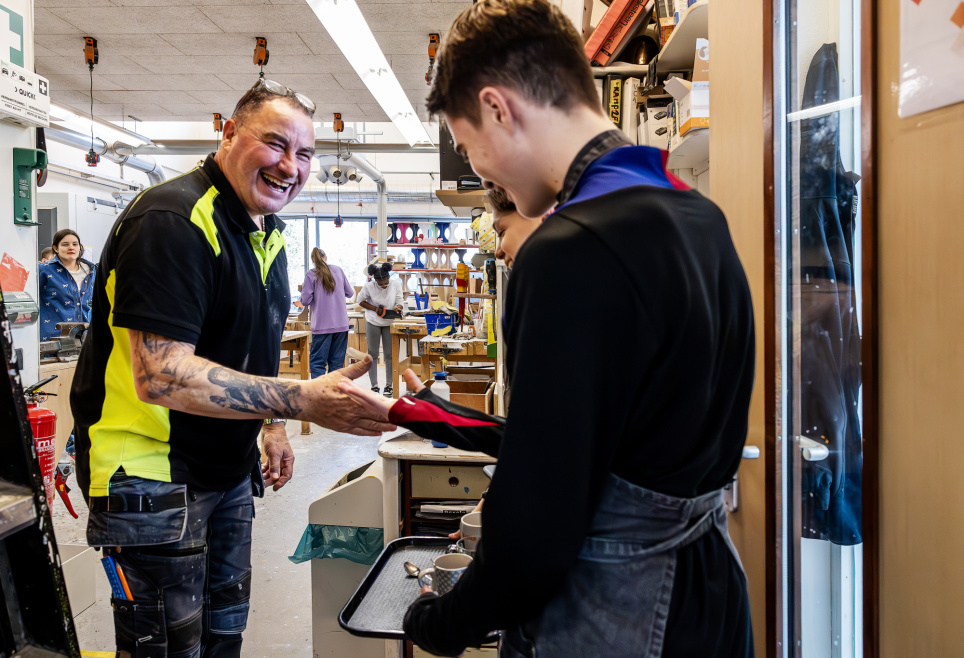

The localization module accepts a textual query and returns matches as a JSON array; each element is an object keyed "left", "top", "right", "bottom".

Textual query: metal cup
[{"left": 418, "top": 553, "right": 472, "bottom": 597}]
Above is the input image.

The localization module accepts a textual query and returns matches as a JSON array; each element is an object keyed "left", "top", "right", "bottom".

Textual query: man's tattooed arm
[
  {"left": 129, "top": 330, "right": 304, "bottom": 420},
  {"left": 128, "top": 329, "right": 394, "bottom": 436},
  {"left": 207, "top": 367, "right": 302, "bottom": 417}
]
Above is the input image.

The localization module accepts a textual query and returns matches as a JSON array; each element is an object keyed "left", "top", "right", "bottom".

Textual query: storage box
[
  {"left": 60, "top": 544, "right": 99, "bottom": 616},
  {"left": 424, "top": 379, "right": 494, "bottom": 413},
  {"left": 642, "top": 94, "right": 673, "bottom": 148},
  {"left": 659, "top": 17, "right": 675, "bottom": 45},
  {"left": 665, "top": 39, "right": 709, "bottom": 138}
]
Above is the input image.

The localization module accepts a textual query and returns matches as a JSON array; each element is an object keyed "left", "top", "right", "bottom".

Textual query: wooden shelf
[
  {"left": 656, "top": 0, "right": 708, "bottom": 71},
  {"left": 435, "top": 189, "right": 487, "bottom": 209},
  {"left": 0, "top": 480, "right": 37, "bottom": 541},
  {"left": 453, "top": 292, "right": 496, "bottom": 299},
  {"left": 666, "top": 128, "right": 709, "bottom": 171},
  {"left": 397, "top": 269, "right": 481, "bottom": 274},
  {"left": 591, "top": 64, "right": 649, "bottom": 78}
]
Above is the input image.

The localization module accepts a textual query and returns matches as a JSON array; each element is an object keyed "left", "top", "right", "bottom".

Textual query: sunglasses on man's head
[{"left": 258, "top": 78, "right": 316, "bottom": 116}]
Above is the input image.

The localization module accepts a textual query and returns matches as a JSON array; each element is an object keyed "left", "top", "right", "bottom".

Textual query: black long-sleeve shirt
[{"left": 399, "top": 138, "right": 755, "bottom": 657}]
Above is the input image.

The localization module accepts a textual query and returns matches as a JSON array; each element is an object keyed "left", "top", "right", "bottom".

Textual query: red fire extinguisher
[{"left": 24, "top": 375, "right": 62, "bottom": 512}]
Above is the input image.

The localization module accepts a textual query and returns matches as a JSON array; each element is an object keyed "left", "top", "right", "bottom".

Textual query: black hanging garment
[{"left": 798, "top": 43, "right": 863, "bottom": 546}]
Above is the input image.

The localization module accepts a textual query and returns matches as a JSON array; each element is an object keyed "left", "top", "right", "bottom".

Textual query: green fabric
[{"left": 288, "top": 524, "right": 384, "bottom": 565}]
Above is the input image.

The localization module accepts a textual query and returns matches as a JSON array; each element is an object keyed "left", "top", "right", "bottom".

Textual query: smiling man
[
  {"left": 71, "top": 79, "right": 393, "bottom": 658},
  {"left": 347, "top": 1, "right": 757, "bottom": 656}
]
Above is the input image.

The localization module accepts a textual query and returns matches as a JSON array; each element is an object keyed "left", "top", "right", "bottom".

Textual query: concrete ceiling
[{"left": 33, "top": 0, "right": 468, "bottom": 124}]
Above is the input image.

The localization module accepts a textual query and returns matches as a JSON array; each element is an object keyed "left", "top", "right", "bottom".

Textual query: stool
[
  {"left": 411, "top": 248, "right": 427, "bottom": 269},
  {"left": 396, "top": 222, "right": 412, "bottom": 243},
  {"left": 436, "top": 222, "right": 451, "bottom": 243},
  {"left": 454, "top": 248, "right": 467, "bottom": 265},
  {"left": 388, "top": 223, "right": 399, "bottom": 244}
]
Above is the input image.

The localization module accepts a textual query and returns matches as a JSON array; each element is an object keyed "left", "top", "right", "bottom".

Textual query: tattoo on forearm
[
  {"left": 208, "top": 367, "right": 303, "bottom": 418},
  {"left": 135, "top": 332, "right": 202, "bottom": 400}
]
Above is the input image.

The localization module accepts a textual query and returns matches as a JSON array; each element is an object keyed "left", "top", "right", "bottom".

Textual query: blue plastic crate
[{"left": 424, "top": 313, "right": 458, "bottom": 335}]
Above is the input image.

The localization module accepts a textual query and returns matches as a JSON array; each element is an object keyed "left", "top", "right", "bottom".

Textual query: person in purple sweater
[{"left": 295, "top": 247, "right": 356, "bottom": 377}]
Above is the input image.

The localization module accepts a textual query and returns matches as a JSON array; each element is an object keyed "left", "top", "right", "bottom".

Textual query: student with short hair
[{"left": 341, "top": 1, "right": 756, "bottom": 655}]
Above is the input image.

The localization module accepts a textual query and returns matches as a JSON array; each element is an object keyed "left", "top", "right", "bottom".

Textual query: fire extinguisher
[{"left": 24, "top": 375, "right": 74, "bottom": 516}]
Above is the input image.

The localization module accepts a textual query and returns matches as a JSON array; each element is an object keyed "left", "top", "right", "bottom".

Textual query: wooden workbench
[
  {"left": 279, "top": 330, "right": 311, "bottom": 434},
  {"left": 418, "top": 336, "right": 495, "bottom": 381},
  {"left": 390, "top": 320, "right": 428, "bottom": 398}
]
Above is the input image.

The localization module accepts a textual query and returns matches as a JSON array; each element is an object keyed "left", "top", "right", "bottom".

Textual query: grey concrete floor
[{"left": 51, "top": 372, "right": 400, "bottom": 657}]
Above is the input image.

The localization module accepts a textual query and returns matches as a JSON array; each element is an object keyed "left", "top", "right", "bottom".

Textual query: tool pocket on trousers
[{"left": 112, "top": 597, "right": 167, "bottom": 657}]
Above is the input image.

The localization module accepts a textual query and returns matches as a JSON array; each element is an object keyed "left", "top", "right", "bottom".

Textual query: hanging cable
[
  {"left": 334, "top": 132, "right": 342, "bottom": 227},
  {"left": 83, "top": 37, "right": 100, "bottom": 167}
]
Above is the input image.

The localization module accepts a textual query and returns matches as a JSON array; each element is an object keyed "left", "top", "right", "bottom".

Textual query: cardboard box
[
  {"left": 61, "top": 544, "right": 99, "bottom": 616},
  {"left": 642, "top": 94, "right": 673, "bottom": 148},
  {"left": 665, "top": 39, "right": 709, "bottom": 138},
  {"left": 425, "top": 379, "right": 494, "bottom": 413},
  {"left": 659, "top": 17, "right": 675, "bottom": 45}
]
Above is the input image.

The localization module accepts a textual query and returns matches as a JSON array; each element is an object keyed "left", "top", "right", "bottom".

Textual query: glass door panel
[{"left": 775, "top": 0, "right": 865, "bottom": 655}]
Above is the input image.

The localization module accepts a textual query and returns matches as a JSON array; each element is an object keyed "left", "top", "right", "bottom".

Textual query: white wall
[{"left": 0, "top": 0, "right": 38, "bottom": 385}]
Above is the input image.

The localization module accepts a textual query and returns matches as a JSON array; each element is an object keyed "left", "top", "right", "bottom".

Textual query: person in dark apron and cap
[{"left": 340, "top": 1, "right": 756, "bottom": 655}]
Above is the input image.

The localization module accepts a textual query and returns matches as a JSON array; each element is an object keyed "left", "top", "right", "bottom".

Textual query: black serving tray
[{"left": 339, "top": 536, "right": 451, "bottom": 639}]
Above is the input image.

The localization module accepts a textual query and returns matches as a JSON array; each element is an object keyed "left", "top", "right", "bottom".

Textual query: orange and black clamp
[
  {"left": 426, "top": 33, "right": 440, "bottom": 85},
  {"left": 253, "top": 37, "right": 269, "bottom": 67},
  {"left": 83, "top": 37, "right": 98, "bottom": 71},
  {"left": 333, "top": 113, "right": 344, "bottom": 133},
  {"left": 213, "top": 113, "right": 223, "bottom": 133}
]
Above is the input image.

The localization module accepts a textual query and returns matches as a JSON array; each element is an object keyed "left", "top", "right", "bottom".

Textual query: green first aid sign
[{"left": 0, "top": 3, "right": 24, "bottom": 68}]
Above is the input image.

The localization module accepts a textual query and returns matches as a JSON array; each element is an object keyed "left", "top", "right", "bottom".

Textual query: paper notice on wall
[
  {"left": 899, "top": 0, "right": 964, "bottom": 118},
  {"left": 0, "top": 253, "right": 30, "bottom": 292}
]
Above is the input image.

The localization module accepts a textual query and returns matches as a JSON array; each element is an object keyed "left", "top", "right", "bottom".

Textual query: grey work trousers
[{"left": 365, "top": 322, "right": 393, "bottom": 387}]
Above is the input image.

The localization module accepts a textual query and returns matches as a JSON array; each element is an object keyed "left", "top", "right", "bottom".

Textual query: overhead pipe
[
  {"left": 343, "top": 154, "right": 388, "bottom": 260},
  {"left": 292, "top": 187, "right": 440, "bottom": 204},
  {"left": 316, "top": 152, "right": 392, "bottom": 259},
  {"left": 44, "top": 126, "right": 165, "bottom": 186},
  {"left": 120, "top": 139, "right": 438, "bottom": 156}
]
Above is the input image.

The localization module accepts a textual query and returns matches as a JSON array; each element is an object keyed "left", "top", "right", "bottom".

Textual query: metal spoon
[{"left": 403, "top": 561, "right": 420, "bottom": 577}]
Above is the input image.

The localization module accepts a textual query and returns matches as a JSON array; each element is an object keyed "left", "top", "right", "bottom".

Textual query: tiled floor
[{"left": 52, "top": 374, "right": 398, "bottom": 657}]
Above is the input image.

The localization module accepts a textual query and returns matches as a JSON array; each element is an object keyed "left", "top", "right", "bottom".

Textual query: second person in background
[
  {"left": 357, "top": 261, "right": 403, "bottom": 396},
  {"left": 296, "top": 247, "right": 356, "bottom": 378}
]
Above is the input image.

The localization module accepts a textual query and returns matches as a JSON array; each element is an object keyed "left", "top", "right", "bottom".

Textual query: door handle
[
  {"left": 725, "top": 446, "right": 762, "bottom": 513},
  {"left": 797, "top": 437, "right": 829, "bottom": 461}
]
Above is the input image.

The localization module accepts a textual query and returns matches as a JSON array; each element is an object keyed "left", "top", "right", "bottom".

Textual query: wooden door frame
[{"left": 762, "top": 0, "right": 879, "bottom": 655}]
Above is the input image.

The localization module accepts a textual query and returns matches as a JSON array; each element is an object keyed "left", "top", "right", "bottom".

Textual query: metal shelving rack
[{"left": 0, "top": 296, "right": 80, "bottom": 657}]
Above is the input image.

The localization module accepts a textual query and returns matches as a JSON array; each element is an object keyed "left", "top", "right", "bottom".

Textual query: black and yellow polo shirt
[{"left": 71, "top": 155, "right": 290, "bottom": 497}]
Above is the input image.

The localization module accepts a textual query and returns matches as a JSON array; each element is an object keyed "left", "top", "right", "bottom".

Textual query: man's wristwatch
[{"left": 263, "top": 418, "right": 287, "bottom": 426}]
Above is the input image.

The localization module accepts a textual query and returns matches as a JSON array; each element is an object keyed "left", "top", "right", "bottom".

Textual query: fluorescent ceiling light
[
  {"left": 305, "top": 0, "right": 433, "bottom": 147},
  {"left": 49, "top": 103, "right": 151, "bottom": 146}
]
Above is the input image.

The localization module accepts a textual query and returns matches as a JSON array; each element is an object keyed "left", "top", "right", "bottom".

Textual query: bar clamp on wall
[{"left": 12, "top": 147, "right": 47, "bottom": 226}]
